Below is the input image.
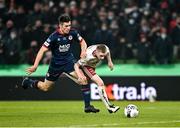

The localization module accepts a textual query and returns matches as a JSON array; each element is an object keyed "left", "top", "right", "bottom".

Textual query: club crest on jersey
[
  {"left": 68, "top": 35, "right": 73, "bottom": 40},
  {"left": 59, "top": 44, "right": 70, "bottom": 52}
]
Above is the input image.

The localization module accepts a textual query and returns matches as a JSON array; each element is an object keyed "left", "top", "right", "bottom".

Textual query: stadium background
[
  {"left": 0, "top": 0, "right": 180, "bottom": 101},
  {"left": 0, "top": 0, "right": 180, "bottom": 127}
]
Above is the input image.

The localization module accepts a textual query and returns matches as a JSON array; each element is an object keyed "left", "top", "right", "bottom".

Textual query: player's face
[
  {"left": 60, "top": 21, "right": 71, "bottom": 34},
  {"left": 96, "top": 51, "right": 106, "bottom": 60}
]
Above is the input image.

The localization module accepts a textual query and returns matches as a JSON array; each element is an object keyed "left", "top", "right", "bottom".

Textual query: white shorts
[{"left": 81, "top": 66, "right": 96, "bottom": 79}]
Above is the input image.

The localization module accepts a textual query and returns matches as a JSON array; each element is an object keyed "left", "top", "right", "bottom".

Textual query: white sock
[{"left": 98, "top": 86, "right": 111, "bottom": 109}]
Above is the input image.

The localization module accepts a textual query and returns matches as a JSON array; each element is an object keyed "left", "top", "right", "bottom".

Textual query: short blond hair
[{"left": 96, "top": 44, "right": 107, "bottom": 53}]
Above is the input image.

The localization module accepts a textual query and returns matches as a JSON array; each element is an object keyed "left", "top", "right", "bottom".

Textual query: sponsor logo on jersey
[{"left": 59, "top": 44, "right": 70, "bottom": 52}]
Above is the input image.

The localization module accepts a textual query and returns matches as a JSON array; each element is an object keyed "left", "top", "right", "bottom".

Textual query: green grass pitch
[{"left": 0, "top": 101, "right": 180, "bottom": 127}]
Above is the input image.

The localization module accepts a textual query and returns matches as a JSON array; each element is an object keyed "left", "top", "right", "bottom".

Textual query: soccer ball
[{"left": 124, "top": 104, "right": 139, "bottom": 118}]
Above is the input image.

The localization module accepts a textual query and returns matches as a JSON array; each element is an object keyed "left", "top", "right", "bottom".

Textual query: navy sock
[
  {"left": 28, "top": 79, "right": 39, "bottom": 89},
  {"left": 32, "top": 80, "right": 39, "bottom": 89},
  {"left": 81, "top": 84, "right": 91, "bottom": 108}
]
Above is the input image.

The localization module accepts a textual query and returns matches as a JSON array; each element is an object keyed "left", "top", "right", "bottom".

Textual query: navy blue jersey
[{"left": 43, "top": 29, "right": 83, "bottom": 66}]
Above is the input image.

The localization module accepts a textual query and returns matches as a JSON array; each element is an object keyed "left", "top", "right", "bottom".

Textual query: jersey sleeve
[
  {"left": 78, "top": 58, "right": 87, "bottom": 66},
  {"left": 105, "top": 45, "right": 110, "bottom": 54},
  {"left": 43, "top": 33, "right": 54, "bottom": 48},
  {"left": 73, "top": 30, "right": 83, "bottom": 42}
]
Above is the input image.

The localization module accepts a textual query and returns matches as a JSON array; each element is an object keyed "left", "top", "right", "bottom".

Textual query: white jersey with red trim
[{"left": 78, "top": 45, "right": 109, "bottom": 68}]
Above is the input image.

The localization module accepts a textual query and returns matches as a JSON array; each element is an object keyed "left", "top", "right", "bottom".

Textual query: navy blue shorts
[{"left": 45, "top": 60, "right": 75, "bottom": 81}]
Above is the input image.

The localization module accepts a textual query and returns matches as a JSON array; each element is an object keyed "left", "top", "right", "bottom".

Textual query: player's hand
[
  {"left": 78, "top": 75, "right": 88, "bottom": 85},
  {"left": 80, "top": 51, "right": 86, "bottom": 58},
  {"left": 108, "top": 62, "right": 114, "bottom": 71},
  {"left": 26, "top": 66, "right": 37, "bottom": 75}
]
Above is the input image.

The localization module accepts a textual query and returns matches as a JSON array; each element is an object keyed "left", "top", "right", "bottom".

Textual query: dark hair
[
  {"left": 58, "top": 14, "right": 71, "bottom": 24},
  {"left": 97, "top": 44, "right": 107, "bottom": 53}
]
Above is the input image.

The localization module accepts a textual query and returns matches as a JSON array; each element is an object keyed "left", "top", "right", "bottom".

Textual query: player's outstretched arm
[
  {"left": 106, "top": 52, "right": 114, "bottom": 71},
  {"left": 74, "top": 62, "right": 87, "bottom": 84},
  {"left": 26, "top": 46, "right": 48, "bottom": 75},
  {"left": 80, "top": 39, "right": 87, "bottom": 58},
  {"left": 74, "top": 62, "right": 82, "bottom": 78}
]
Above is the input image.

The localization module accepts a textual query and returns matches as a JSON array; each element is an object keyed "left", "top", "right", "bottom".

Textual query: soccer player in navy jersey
[{"left": 22, "top": 14, "right": 99, "bottom": 113}]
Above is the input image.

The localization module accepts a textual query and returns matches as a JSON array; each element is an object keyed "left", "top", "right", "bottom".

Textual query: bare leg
[
  {"left": 91, "top": 74, "right": 120, "bottom": 113},
  {"left": 22, "top": 77, "right": 54, "bottom": 92},
  {"left": 63, "top": 72, "right": 79, "bottom": 84},
  {"left": 91, "top": 74, "right": 111, "bottom": 109},
  {"left": 64, "top": 70, "right": 88, "bottom": 85},
  {"left": 64, "top": 71, "right": 99, "bottom": 113},
  {"left": 37, "top": 79, "right": 54, "bottom": 91}
]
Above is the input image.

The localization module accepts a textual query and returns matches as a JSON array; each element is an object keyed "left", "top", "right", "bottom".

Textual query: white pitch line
[
  {"left": 1, "top": 120, "right": 180, "bottom": 128},
  {"left": 69, "top": 120, "right": 180, "bottom": 127},
  {"left": 132, "top": 120, "right": 180, "bottom": 125}
]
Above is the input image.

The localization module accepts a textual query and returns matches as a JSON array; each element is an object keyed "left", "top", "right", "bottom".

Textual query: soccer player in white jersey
[{"left": 74, "top": 44, "right": 120, "bottom": 113}]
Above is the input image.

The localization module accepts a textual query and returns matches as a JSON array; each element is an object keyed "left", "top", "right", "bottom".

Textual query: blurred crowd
[{"left": 0, "top": 0, "right": 180, "bottom": 65}]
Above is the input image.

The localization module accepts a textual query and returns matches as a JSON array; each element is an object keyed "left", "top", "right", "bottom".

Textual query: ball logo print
[{"left": 124, "top": 104, "right": 139, "bottom": 118}]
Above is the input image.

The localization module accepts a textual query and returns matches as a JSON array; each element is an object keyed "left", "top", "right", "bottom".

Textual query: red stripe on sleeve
[{"left": 43, "top": 44, "right": 49, "bottom": 48}]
